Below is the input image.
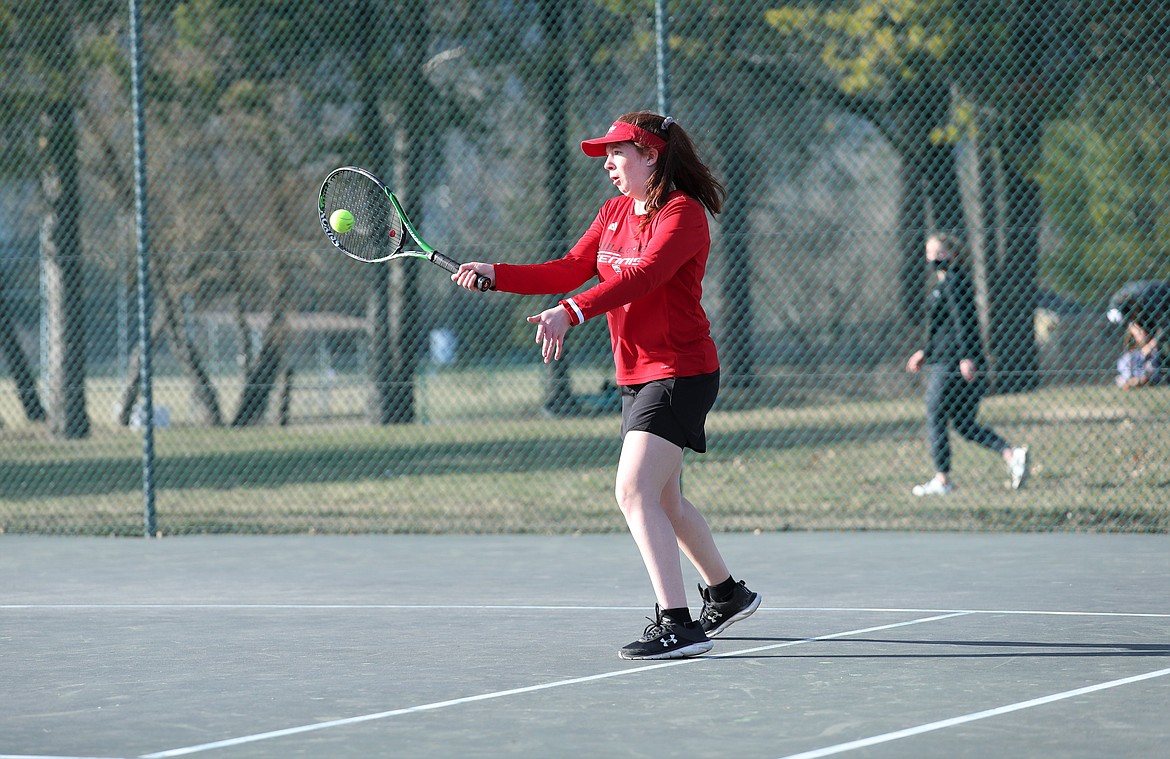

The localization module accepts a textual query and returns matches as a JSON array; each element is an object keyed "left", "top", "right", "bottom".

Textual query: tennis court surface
[{"left": 2, "top": 532, "right": 1167, "bottom": 758}]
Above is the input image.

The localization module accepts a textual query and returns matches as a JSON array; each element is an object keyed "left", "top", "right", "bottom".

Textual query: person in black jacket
[{"left": 905, "top": 233, "right": 1029, "bottom": 495}]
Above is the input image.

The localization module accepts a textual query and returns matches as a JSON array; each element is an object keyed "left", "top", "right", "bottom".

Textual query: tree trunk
[
  {"left": 896, "top": 153, "right": 928, "bottom": 323},
  {"left": 232, "top": 277, "right": 292, "bottom": 426},
  {"left": 278, "top": 365, "right": 294, "bottom": 426},
  {"left": 231, "top": 307, "right": 289, "bottom": 426},
  {"left": 116, "top": 275, "right": 223, "bottom": 427},
  {"left": 39, "top": 94, "right": 90, "bottom": 439},
  {"left": 891, "top": 79, "right": 963, "bottom": 323},
  {"left": 985, "top": 4, "right": 1049, "bottom": 394},
  {"left": 115, "top": 311, "right": 167, "bottom": 427},
  {"left": 366, "top": 263, "right": 394, "bottom": 423},
  {"left": 0, "top": 290, "right": 45, "bottom": 422},
  {"left": 538, "top": 0, "right": 577, "bottom": 414},
  {"left": 712, "top": 7, "right": 763, "bottom": 390},
  {"left": 156, "top": 279, "right": 223, "bottom": 426},
  {"left": 921, "top": 97, "right": 965, "bottom": 233},
  {"left": 717, "top": 119, "right": 755, "bottom": 389},
  {"left": 989, "top": 115, "right": 1041, "bottom": 392},
  {"left": 355, "top": 0, "right": 416, "bottom": 424},
  {"left": 384, "top": 0, "right": 435, "bottom": 425},
  {"left": 970, "top": 115, "right": 1001, "bottom": 351}
]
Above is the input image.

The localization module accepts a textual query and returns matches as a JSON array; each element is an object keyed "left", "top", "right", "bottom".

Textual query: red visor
[{"left": 580, "top": 121, "right": 667, "bottom": 157}]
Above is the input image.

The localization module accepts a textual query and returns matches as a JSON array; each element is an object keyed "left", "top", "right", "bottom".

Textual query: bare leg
[
  {"left": 616, "top": 431, "right": 731, "bottom": 609},
  {"left": 615, "top": 431, "right": 690, "bottom": 609},
  {"left": 658, "top": 454, "right": 730, "bottom": 586}
]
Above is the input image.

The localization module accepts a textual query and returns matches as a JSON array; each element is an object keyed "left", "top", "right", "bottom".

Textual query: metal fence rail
[{"left": 1, "top": 1, "right": 1167, "bottom": 535}]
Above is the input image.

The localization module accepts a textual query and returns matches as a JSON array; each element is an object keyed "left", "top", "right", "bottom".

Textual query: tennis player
[{"left": 454, "top": 111, "right": 760, "bottom": 659}]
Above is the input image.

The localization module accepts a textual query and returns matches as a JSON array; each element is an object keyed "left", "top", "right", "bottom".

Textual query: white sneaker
[
  {"left": 912, "top": 477, "right": 954, "bottom": 496},
  {"left": 1009, "top": 447, "right": 1030, "bottom": 490}
]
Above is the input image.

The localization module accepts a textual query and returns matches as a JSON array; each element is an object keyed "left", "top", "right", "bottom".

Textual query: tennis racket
[{"left": 318, "top": 166, "right": 492, "bottom": 291}]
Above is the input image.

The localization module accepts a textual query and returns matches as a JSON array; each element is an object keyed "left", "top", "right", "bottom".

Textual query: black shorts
[{"left": 620, "top": 371, "right": 720, "bottom": 452}]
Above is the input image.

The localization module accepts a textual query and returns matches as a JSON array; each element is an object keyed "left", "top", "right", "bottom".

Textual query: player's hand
[
  {"left": 453, "top": 262, "right": 494, "bottom": 291},
  {"left": 527, "top": 305, "right": 572, "bottom": 363},
  {"left": 906, "top": 350, "right": 925, "bottom": 373},
  {"left": 960, "top": 358, "right": 977, "bottom": 382}
]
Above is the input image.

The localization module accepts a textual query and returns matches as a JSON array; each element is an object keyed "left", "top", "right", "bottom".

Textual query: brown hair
[{"left": 615, "top": 111, "right": 725, "bottom": 226}]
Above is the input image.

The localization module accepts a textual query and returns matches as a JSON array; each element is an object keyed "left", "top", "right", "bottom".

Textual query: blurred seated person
[
  {"left": 1115, "top": 322, "right": 1159, "bottom": 389},
  {"left": 1107, "top": 280, "right": 1167, "bottom": 389}
]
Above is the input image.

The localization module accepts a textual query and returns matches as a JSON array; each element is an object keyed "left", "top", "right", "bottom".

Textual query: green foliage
[
  {"left": 765, "top": 0, "right": 955, "bottom": 95},
  {"left": 763, "top": 0, "right": 1170, "bottom": 305},
  {"left": 1037, "top": 67, "right": 1170, "bottom": 303}
]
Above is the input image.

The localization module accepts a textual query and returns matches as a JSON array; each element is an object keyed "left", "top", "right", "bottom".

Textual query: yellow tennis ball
[{"left": 330, "top": 209, "right": 354, "bottom": 233}]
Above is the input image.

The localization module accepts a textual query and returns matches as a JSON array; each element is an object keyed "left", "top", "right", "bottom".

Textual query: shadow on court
[{"left": 714, "top": 636, "right": 1170, "bottom": 659}]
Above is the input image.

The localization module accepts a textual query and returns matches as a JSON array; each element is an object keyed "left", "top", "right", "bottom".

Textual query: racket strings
[{"left": 323, "top": 172, "right": 404, "bottom": 263}]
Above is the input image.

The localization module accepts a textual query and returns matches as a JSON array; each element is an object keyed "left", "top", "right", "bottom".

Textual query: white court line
[
  {"left": 137, "top": 613, "right": 971, "bottom": 758},
  {"left": 773, "top": 666, "right": 1170, "bottom": 759},
  {"left": 9, "top": 671, "right": 1168, "bottom": 759},
  {"left": 0, "top": 604, "right": 647, "bottom": 611},
  {"left": 3, "top": 604, "right": 1169, "bottom": 618},
  {"left": 0, "top": 755, "right": 127, "bottom": 759},
  {"left": 779, "top": 607, "right": 1170, "bottom": 618}
]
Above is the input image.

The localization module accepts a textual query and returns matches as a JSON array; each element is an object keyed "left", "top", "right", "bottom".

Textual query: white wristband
[{"left": 565, "top": 298, "right": 585, "bottom": 325}]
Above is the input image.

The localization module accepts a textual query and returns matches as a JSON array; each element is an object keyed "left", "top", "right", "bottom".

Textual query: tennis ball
[{"left": 330, "top": 209, "right": 354, "bottom": 233}]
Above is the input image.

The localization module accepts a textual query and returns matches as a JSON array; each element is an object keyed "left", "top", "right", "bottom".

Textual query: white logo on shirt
[
  {"left": 598, "top": 250, "right": 640, "bottom": 276},
  {"left": 607, "top": 222, "right": 618, "bottom": 231},
  {"left": 597, "top": 251, "right": 641, "bottom": 268}
]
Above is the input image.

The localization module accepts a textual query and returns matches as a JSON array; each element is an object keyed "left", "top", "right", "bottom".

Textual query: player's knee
[{"left": 614, "top": 479, "right": 649, "bottom": 519}]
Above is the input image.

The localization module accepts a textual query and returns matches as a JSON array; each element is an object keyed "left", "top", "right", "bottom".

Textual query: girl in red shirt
[{"left": 454, "top": 111, "right": 760, "bottom": 659}]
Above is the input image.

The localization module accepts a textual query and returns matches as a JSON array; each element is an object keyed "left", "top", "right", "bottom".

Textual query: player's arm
[
  {"left": 490, "top": 216, "right": 604, "bottom": 295},
  {"left": 568, "top": 201, "right": 703, "bottom": 320},
  {"left": 949, "top": 271, "right": 983, "bottom": 377}
]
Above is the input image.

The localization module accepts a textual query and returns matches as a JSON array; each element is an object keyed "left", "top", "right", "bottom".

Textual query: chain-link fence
[{"left": 1, "top": 1, "right": 1167, "bottom": 535}]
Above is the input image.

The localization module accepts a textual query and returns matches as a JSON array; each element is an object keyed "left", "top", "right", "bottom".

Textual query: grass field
[{"left": 1, "top": 368, "right": 1167, "bottom": 535}]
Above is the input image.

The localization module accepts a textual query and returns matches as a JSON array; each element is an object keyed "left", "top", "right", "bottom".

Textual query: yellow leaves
[
  {"left": 952, "top": 100, "right": 976, "bottom": 128},
  {"left": 924, "top": 29, "right": 950, "bottom": 59},
  {"left": 764, "top": 7, "right": 818, "bottom": 36},
  {"left": 823, "top": 48, "right": 879, "bottom": 95},
  {"left": 766, "top": 0, "right": 954, "bottom": 95},
  {"left": 929, "top": 99, "right": 978, "bottom": 144},
  {"left": 821, "top": 9, "right": 856, "bottom": 35},
  {"left": 929, "top": 124, "right": 960, "bottom": 144},
  {"left": 883, "top": 0, "right": 915, "bottom": 25},
  {"left": 222, "top": 80, "right": 265, "bottom": 110}
]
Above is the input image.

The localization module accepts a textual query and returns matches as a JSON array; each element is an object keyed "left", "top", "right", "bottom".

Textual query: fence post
[
  {"left": 129, "top": 0, "right": 156, "bottom": 537},
  {"left": 655, "top": 0, "right": 670, "bottom": 114}
]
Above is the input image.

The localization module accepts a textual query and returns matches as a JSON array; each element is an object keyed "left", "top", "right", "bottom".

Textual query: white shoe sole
[
  {"left": 619, "top": 638, "right": 714, "bottom": 660},
  {"left": 912, "top": 483, "right": 954, "bottom": 496},
  {"left": 706, "top": 593, "right": 762, "bottom": 637}
]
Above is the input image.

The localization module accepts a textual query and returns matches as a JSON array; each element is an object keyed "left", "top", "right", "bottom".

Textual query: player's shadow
[{"left": 712, "top": 636, "right": 1170, "bottom": 659}]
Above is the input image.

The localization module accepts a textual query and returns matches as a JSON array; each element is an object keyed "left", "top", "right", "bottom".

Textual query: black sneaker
[
  {"left": 618, "top": 606, "right": 713, "bottom": 660},
  {"left": 699, "top": 580, "right": 761, "bottom": 637}
]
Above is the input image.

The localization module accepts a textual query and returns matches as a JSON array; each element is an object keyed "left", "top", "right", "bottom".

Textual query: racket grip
[{"left": 433, "top": 251, "right": 493, "bottom": 292}]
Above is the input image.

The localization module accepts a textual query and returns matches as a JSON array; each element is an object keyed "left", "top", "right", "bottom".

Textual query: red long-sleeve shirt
[{"left": 493, "top": 191, "right": 719, "bottom": 385}]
